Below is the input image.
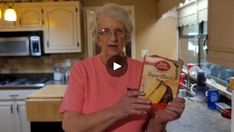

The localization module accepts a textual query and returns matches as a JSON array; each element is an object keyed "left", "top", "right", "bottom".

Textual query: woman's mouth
[{"left": 108, "top": 44, "right": 118, "bottom": 48}]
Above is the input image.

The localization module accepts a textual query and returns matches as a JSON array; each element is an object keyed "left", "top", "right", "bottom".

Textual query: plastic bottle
[
  {"left": 206, "top": 88, "right": 220, "bottom": 110},
  {"left": 64, "top": 59, "right": 72, "bottom": 83}
]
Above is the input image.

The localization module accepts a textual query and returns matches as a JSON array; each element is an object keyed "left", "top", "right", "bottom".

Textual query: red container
[{"left": 187, "top": 63, "right": 195, "bottom": 70}]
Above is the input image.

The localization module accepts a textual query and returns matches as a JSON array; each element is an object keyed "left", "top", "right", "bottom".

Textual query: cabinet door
[
  {"left": 44, "top": 2, "right": 81, "bottom": 53},
  {"left": 15, "top": 101, "right": 31, "bottom": 132},
  {"left": 0, "top": 102, "right": 15, "bottom": 132},
  {"left": 18, "top": 6, "right": 43, "bottom": 28},
  {"left": 207, "top": 0, "right": 234, "bottom": 68}
]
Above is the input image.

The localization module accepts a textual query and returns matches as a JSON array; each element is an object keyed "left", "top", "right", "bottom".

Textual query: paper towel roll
[{"left": 232, "top": 91, "right": 234, "bottom": 132}]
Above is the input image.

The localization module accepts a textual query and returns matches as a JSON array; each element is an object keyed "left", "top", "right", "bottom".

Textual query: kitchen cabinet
[
  {"left": 0, "top": 1, "right": 82, "bottom": 54},
  {"left": 0, "top": 90, "right": 35, "bottom": 132},
  {"left": 43, "top": 2, "right": 81, "bottom": 53},
  {"left": 207, "top": 0, "right": 234, "bottom": 68},
  {"left": 0, "top": 102, "right": 15, "bottom": 132},
  {"left": 0, "top": 4, "right": 43, "bottom": 30},
  {"left": 0, "top": 101, "right": 30, "bottom": 132},
  {"left": 17, "top": 4, "right": 44, "bottom": 29}
]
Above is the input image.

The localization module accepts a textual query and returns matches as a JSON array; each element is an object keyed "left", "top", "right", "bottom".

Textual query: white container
[{"left": 53, "top": 68, "right": 63, "bottom": 81}]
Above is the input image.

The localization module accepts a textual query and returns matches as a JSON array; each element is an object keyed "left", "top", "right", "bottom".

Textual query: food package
[{"left": 139, "top": 54, "right": 183, "bottom": 110}]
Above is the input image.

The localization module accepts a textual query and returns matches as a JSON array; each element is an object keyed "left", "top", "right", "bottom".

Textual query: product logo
[{"left": 155, "top": 61, "right": 170, "bottom": 71}]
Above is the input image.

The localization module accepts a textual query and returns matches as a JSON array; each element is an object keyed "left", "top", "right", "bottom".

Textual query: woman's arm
[
  {"left": 62, "top": 90, "right": 151, "bottom": 132},
  {"left": 146, "top": 117, "right": 167, "bottom": 132},
  {"left": 62, "top": 107, "right": 119, "bottom": 132}
]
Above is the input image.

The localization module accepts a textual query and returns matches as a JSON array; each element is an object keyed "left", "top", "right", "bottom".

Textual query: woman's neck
[
  {"left": 99, "top": 53, "right": 110, "bottom": 65},
  {"left": 99, "top": 52, "right": 125, "bottom": 65}
]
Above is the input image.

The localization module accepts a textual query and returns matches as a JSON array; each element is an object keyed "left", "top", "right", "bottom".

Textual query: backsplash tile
[{"left": 0, "top": 53, "right": 84, "bottom": 74}]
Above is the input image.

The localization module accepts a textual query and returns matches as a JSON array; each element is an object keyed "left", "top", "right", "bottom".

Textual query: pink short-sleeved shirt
[{"left": 60, "top": 55, "right": 146, "bottom": 132}]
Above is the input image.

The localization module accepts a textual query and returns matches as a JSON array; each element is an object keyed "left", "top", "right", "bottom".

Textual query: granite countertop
[{"left": 166, "top": 99, "right": 231, "bottom": 132}]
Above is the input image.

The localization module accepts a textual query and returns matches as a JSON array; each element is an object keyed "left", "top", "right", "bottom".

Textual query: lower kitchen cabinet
[{"left": 0, "top": 101, "right": 30, "bottom": 132}]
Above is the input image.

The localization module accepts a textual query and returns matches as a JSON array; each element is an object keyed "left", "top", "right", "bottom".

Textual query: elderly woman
[{"left": 60, "top": 3, "right": 185, "bottom": 132}]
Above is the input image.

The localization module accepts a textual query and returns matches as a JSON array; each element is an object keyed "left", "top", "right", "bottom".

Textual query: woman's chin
[{"left": 107, "top": 50, "right": 122, "bottom": 57}]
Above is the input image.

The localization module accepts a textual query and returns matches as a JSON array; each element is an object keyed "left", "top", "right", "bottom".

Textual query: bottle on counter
[{"left": 64, "top": 59, "right": 72, "bottom": 83}]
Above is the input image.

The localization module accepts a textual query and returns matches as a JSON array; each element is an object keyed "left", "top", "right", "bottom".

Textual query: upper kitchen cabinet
[
  {"left": 0, "top": 3, "right": 43, "bottom": 30},
  {"left": 207, "top": 0, "right": 234, "bottom": 68},
  {"left": 43, "top": 1, "right": 81, "bottom": 53},
  {"left": 17, "top": 4, "right": 44, "bottom": 28}
]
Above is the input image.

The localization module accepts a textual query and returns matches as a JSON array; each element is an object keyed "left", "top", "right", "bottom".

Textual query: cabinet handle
[
  {"left": 10, "top": 104, "right": 13, "bottom": 114},
  {"left": 47, "top": 40, "right": 49, "bottom": 48},
  {"left": 16, "top": 104, "right": 19, "bottom": 114},
  {"left": 9, "top": 94, "right": 18, "bottom": 99},
  {"left": 77, "top": 42, "right": 79, "bottom": 47}
]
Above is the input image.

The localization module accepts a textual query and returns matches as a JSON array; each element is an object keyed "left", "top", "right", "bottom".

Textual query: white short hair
[{"left": 93, "top": 3, "right": 133, "bottom": 41}]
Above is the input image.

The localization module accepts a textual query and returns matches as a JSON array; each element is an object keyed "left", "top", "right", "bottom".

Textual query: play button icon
[
  {"left": 113, "top": 62, "right": 121, "bottom": 70},
  {"left": 106, "top": 55, "right": 128, "bottom": 77}
]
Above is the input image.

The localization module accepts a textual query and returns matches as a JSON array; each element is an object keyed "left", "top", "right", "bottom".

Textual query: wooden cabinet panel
[
  {"left": 26, "top": 99, "right": 62, "bottom": 122},
  {"left": 207, "top": 0, "right": 234, "bottom": 68},
  {"left": 18, "top": 6, "right": 43, "bottom": 28}
]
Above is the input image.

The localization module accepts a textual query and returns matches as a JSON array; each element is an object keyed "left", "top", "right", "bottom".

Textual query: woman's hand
[
  {"left": 111, "top": 89, "right": 151, "bottom": 119},
  {"left": 155, "top": 97, "right": 185, "bottom": 123}
]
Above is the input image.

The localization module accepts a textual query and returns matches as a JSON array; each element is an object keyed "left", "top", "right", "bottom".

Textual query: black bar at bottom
[{"left": 31, "top": 122, "right": 64, "bottom": 132}]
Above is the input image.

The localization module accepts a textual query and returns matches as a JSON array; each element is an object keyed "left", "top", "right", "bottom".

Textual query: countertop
[
  {"left": 26, "top": 84, "right": 66, "bottom": 99},
  {"left": 182, "top": 68, "right": 232, "bottom": 99},
  {"left": 167, "top": 99, "right": 231, "bottom": 132}
]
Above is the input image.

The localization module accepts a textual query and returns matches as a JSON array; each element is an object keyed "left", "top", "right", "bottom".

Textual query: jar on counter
[{"left": 53, "top": 67, "right": 64, "bottom": 82}]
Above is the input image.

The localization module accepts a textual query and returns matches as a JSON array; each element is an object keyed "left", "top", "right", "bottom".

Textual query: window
[{"left": 178, "top": 21, "right": 234, "bottom": 87}]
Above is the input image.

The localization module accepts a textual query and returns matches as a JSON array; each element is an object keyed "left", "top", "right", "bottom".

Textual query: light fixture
[
  {"left": 4, "top": 1, "right": 17, "bottom": 21},
  {"left": 4, "top": 8, "right": 17, "bottom": 21}
]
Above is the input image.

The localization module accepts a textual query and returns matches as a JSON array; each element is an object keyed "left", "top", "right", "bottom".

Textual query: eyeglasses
[{"left": 98, "top": 28, "right": 127, "bottom": 38}]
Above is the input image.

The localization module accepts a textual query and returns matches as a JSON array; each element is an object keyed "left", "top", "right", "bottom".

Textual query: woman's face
[{"left": 96, "top": 15, "right": 127, "bottom": 59}]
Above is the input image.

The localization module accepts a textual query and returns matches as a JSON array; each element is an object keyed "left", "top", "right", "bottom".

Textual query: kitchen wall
[{"left": 137, "top": 10, "right": 178, "bottom": 60}]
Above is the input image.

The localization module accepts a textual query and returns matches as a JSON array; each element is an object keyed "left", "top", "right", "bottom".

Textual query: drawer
[{"left": 0, "top": 90, "right": 36, "bottom": 100}]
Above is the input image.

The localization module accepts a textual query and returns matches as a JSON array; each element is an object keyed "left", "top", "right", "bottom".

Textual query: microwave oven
[{"left": 0, "top": 31, "right": 43, "bottom": 56}]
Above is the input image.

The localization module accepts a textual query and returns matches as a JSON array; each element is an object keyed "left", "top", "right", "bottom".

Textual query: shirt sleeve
[{"left": 60, "top": 62, "right": 86, "bottom": 114}]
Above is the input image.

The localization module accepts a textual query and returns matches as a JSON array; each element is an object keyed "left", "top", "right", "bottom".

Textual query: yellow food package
[{"left": 140, "top": 54, "right": 183, "bottom": 110}]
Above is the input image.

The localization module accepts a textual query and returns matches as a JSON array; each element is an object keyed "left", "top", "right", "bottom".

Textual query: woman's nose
[{"left": 110, "top": 32, "right": 118, "bottom": 41}]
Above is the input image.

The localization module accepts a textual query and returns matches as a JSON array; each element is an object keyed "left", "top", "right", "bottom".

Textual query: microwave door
[{"left": 0, "top": 37, "right": 30, "bottom": 56}]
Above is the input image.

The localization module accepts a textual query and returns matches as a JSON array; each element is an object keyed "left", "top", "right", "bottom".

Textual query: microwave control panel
[{"left": 30, "top": 36, "right": 41, "bottom": 56}]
